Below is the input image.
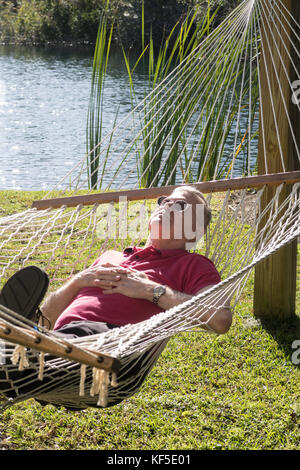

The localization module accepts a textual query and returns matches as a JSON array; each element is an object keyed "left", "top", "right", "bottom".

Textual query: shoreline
[{"left": 0, "top": 40, "right": 96, "bottom": 49}]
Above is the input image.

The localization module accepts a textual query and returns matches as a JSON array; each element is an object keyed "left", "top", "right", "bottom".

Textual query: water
[
  {"left": 0, "top": 45, "right": 258, "bottom": 192},
  {"left": 0, "top": 45, "right": 138, "bottom": 190}
]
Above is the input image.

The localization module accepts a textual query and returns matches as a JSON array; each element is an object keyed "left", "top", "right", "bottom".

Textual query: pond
[
  {"left": 0, "top": 45, "right": 258, "bottom": 192},
  {"left": 0, "top": 45, "right": 143, "bottom": 191}
]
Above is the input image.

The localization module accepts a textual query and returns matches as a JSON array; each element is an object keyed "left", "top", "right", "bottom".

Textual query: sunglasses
[{"left": 157, "top": 196, "right": 190, "bottom": 211}]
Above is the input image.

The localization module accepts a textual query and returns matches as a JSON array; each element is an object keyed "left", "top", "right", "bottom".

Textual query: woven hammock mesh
[{"left": 0, "top": 0, "right": 299, "bottom": 410}]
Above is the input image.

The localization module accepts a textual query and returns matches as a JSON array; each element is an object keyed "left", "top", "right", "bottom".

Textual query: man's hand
[
  {"left": 98, "top": 263, "right": 157, "bottom": 301},
  {"left": 72, "top": 264, "right": 126, "bottom": 289}
]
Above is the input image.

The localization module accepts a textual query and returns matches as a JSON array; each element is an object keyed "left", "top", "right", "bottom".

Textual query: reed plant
[
  {"left": 86, "top": 1, "right": 260, "bottom": 189},
  {"left": 86, "top": 2, "right": 114, "bottom": 190},
  {"left": 123, "top": 4, "right": 222, "bottom": 187}
]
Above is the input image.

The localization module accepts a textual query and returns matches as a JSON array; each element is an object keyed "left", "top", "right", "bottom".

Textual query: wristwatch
[{"left": 153, "top": 285, "right": 166, "bottom": 305}]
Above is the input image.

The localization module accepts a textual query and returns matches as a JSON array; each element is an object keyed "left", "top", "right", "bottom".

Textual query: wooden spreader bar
[
  {"left": 32, "top": 171, "right": 300, "bottom": 210},
  {"left": 0, "top": 320, "right": 121, "bottom": 373}
]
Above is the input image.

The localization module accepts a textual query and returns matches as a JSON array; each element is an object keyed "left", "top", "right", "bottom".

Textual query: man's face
[{"left": 148, "top": 188, "right": 205, "bottom": 247}]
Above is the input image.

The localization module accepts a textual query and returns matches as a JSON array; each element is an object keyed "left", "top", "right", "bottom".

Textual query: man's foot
[{"left": 0, "top": 266, "right": 49, "bottom": 325}]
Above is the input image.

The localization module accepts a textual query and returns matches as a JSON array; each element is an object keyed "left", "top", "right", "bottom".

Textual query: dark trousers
[{"left": 53, "top": 320, "right": 118, "bottom": 338}]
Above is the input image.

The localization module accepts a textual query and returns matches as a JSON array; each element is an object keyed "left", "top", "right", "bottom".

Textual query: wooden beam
[
  {"left": 0, "top": 319, "right": 121, "bottom": 373},
  {"left": 31, "top": 170, "right": 300, "bottom": 210},
  {"left": 254, "top": 0, "right": 300, "bottom": 320}
]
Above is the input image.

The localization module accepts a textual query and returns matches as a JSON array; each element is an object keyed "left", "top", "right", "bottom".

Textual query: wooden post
[{"left": 254, "top": 0, "right": 300, "bottom": 319}]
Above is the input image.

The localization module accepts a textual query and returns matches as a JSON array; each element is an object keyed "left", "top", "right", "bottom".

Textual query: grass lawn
[{"left": 0, "top": 190, "right": 299, "bottom": 450}]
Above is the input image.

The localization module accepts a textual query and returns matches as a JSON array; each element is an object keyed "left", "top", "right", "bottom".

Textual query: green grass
[{"left": 0, "top": 190, "right": 299, "bottom": 450}]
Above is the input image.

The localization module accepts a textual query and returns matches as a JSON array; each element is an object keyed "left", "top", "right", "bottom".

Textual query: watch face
[{"left": 154, "top": 286, "right": 165, "bottom": 295}]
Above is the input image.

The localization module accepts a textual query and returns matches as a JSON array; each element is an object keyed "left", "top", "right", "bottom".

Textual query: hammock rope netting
[{"left": 0, "top": 0, "right": 299, "bottom": 410}]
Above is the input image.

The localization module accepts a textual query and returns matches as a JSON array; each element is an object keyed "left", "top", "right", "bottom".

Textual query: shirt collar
[{"left": 123, "top": 245, "right": 188, "bottom": 259}]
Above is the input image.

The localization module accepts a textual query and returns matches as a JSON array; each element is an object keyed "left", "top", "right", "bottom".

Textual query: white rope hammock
[{"left": 0, "top": 0, "right": 299, "bottom": 410}]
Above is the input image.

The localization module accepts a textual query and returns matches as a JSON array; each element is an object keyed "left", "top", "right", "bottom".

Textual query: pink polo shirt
[{"left": 54, "top": 245, "right": 221, "bottom": 329}]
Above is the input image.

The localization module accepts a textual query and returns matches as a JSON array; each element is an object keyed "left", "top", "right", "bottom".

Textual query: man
[
  {"left": 42, "top": 185, "right": 231, "bottom": 336},
  {"left": 0, "top": 186, "right": 231, "bottom": 407}
]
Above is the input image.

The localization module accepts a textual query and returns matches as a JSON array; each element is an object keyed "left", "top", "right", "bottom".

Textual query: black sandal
[{"left": 0, "top": 266, "right": 49, "bottom": 325}]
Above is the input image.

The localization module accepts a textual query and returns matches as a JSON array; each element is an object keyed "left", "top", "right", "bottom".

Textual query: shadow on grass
[{"left": 259, "top": 314, "right": 300, "bottom": 366}]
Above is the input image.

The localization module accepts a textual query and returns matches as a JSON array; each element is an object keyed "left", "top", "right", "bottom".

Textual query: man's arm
[
  {"left": 41, "top": 277, "right": 81, "bottom": 327},
  {"left": 147, "top": 284, "right": 232, "bottom": 334},
  {"left": 100, "top": 265, "right": 232, "bottom": 334},
  {"left": 42, "top": 262, "right": 231, "bottom": 334}
]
